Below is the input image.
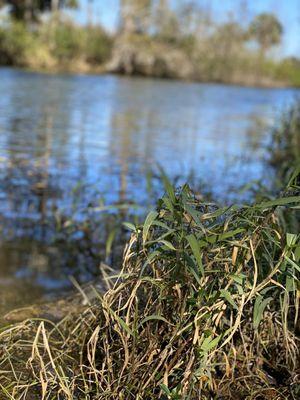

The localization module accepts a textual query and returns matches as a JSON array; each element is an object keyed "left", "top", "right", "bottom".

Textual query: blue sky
[{"left": 71, "top": 0, "right": 299, "bottom": 57}]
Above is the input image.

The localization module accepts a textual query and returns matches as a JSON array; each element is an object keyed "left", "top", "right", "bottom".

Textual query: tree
[
  {"left": 215, "top": 22, "right": 246, "bottom": 47},
  {"left": 119, "top": 0, "right": 152, "bottom": 35},
  {"left": 0, "top": 0, "right": 78, "bottom": 23},
  {"left": 153, "top": 0, "right": 169, "bottom": 36},
  {"left": 154, "top": 0, "right": 193, "bottom": 43},
  {"left": 249, "top": 13, "right": 283, "bottom": 56}
]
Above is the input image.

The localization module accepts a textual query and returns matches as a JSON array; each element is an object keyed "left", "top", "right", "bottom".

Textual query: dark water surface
[{"left": 0, "top": 67, "right": 299, "bottom": 313}]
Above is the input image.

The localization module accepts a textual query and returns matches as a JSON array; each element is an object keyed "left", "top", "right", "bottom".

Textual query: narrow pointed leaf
[{"left": 143, "top": 211, "right": 158, "bottom": 244}]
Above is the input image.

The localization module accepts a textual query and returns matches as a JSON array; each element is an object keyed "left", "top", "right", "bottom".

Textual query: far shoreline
[{"left": 1, "top": 64, "right": 299, "bottom": 90}]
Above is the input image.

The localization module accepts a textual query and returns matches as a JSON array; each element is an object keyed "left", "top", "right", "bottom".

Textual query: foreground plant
[{"left": 0, "top": 171, "right": 299, "bottom": 399}]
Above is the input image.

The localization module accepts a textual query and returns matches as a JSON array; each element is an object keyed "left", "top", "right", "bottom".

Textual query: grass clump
[
  {"left": 0, "top": 170, "right": 299, "bottom": 399},
  {"left": 269, "top": 100, "right": 300, "bottom": 185}
]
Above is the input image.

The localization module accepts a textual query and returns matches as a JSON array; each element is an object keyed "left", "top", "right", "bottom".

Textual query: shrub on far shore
[
  {"left": 39, "top": 17, "right": 113, "bottom": 65},
  {"left": 0, "top": 17, "right": 112, "bottom": 70},
  {"left": 84, "top": 25, "right": 112, "bottom": 64},
  {"left": 48, "top": 20, "right": 85, "bottom": 62},
  {"left": 276, "top": 58, "right": 300, "bottom": 87},
  {"left": 0, "top": 21, "right": 37, "bottom": 66}
]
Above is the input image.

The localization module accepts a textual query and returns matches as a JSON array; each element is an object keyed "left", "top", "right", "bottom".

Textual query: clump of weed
[
  {"left": 0, "top": 170, "right": 299, "bottom": 399},
  {"left": 269, "top": 100, "right": 300, "bottom": 185}
]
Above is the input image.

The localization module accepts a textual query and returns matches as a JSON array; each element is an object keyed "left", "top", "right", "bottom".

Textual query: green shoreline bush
[{"left": 0, "top": 17, "right": 112, "bottom": 70}]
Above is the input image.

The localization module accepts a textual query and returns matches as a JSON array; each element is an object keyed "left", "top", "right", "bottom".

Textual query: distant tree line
[
  {"left": 0, "top": 0, "right": 297, "bottom": 86},
  {"left": 0, "top": 0, "right": 285, "bottom": 56},
  {"left": 119, "top": 0, "right": 284, "bottom": 56}
]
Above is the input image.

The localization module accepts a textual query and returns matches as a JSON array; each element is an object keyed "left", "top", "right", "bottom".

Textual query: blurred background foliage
[{"left": 0, "top": 0, "right": 298, "bottom": 85}]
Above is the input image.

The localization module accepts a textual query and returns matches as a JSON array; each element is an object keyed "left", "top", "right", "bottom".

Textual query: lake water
[{"left": 0, "top": 67, "right": 299, "bottom": 314}]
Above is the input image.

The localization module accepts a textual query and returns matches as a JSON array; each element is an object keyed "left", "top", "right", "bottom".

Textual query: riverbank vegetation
[
  {"left": 0, "top": 1, "right": 300, "bottom": 86},
  {"left": 0, "top": 102, "right": 299, "bottom": 398},
  {"left": 0, "top": 17, "right": 112, "bottom": 72},
  {"left": 0, "top": 171, "right": 299, "bottom": 399},
  {"left": 270, "top": 101, "right": 300, "bottom": 185}
]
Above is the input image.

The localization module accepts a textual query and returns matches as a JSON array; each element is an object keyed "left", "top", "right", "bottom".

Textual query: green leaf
[
  {"left": 205, "top": 228, "right": 245, "bottom": 244},
  {"left": 286, "top": 233, "right": 297, "bottom": 247},
  {"left": 160, "top": 384, "right": 171, "bottom": 397},
  {"left": 200, "top": 335, "right": 221, "bottom": 352},
  {"left": 184, "top": 202, "right": 205, "bottom": 233},
  {"left": 230, "top": 273, "right": 246, "bottom": 285},
  {"left": 140, "top": 250, "right": 160, "bottom": 276},
  {"left": 152, "top": 221, "right": 173, "bottom": 230},
  {"left": 220, "top": 289, "right": 239, "bottom": 311},
  {"left": 159, "top": 167, "right": 176, "bottom": 204},
  {"left": 146, "top": 229, "right": 175, "bottom": 245},
  {"left": 115, "top": 315, "right": 134, "bottom": 337},
  {"left": 143, "top": 211, "right": 158, "bottom": 244},
  {"left": 186, "top": 234, "right": 204, "bottom": 277},
  {"left": 287, "top": 164, "right": 300, "bottom": 186},
  {"left": 217, "top": 228, "right": 245, "bottom": 241},
  {"left": 106, "top": 229, "right": 116, "bottom": 257},
  {"left": 255, "top": 196, "right": 300, "bottom": 209},
  {"left": 202, "top": 205, "right": 238, "bottom": 220},
  {"left": 253, "top": 296, "right": 273, "bottom": 330},
  {"left": 284, "top": 255, "right": 300, "bottom": 273},
  {"left": 107, "top": 307, "right": 134, "bottom": 337},
  {"left": 123, "top": 222, "right": 136, "bottom": 231},
  {"left": 162, "top": 196, "right": 174, "bottom": 213},
  {"left": 159, "top": 240, "right": 176, "bottom": 250},
  {"left": 295, "top": 245, "right": 300, "bottom": 262}
]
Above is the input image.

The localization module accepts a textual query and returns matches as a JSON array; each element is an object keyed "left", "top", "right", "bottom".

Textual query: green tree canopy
[
  {"left": 0, "top": 1, "right": 78, "bottom": 22},
  {"left": 249, "top": 13, "right": 283, "bottom": 54}
]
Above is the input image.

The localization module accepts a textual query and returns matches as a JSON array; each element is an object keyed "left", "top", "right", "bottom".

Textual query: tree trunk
[
  {"left": 87, "top": 0, "right": 94, "bottom": 26},
  {"left": 24, "top": 0, "right": 33, "bottom": 23},
  {"left": 120, "top": 0, "right": 136, "bottom": 34},
  {"left": 52, "top": 0, "right": 59, "bottom": 13}
]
